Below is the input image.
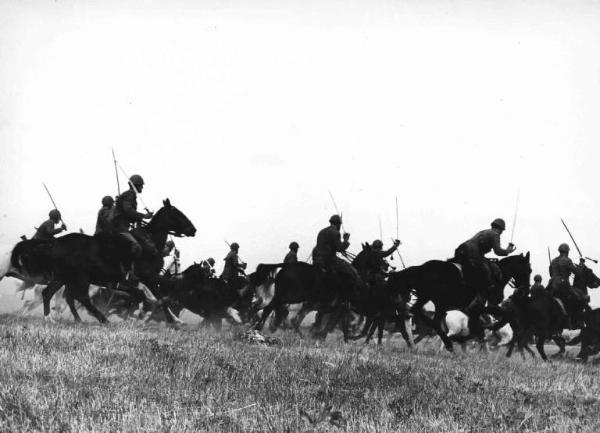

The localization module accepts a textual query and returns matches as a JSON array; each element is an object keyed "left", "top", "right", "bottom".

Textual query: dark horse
[
  {"left": 345, "top": 243, "right": 414, "bottom": 346},
  {"left": 158, "top": 263, "right": 250, "bottom": 329},
  {"left": 249, "top": 261, "right": 360, "bottom": 341},
  {"left": 388, "top": 253, "right": 532, "bottom": 352},
  {"left": 8, "top": 199, "right": 196, "bottom": 323},
  {"left": 499, "top": 261, "right": 600, "bottom": 361}
]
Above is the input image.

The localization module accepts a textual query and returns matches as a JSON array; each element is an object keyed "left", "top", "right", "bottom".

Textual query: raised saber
[
  {"left": 112, "top": 148, "right": 121, "bottom": 196},
  {"left": 395, "top": 196, "right": 399, "bottom": 240},
  {"left": 42, "top": 182, "right": 66, "bottom": 227},
  {"left": 509, "top": 191, "right": 520, "bottom": 244},
  {"left": 560, "top": 218, "right": 584, "bottom": 259},
  {"left": 547, "top": 247, "right": 551, "bottom": 266},
  {"left": 328, "top": 189, "right": 346, "bottom": 233},
  {"left": 559, "top": 219, "right": 597, "bottom": 263},
  {"left": 391, "top": 237, "right": 406, "bottom": 269}
]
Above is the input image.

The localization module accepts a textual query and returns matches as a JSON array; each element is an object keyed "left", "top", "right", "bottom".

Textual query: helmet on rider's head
[
  {"left": 165, "top": 240, "right": 175, "bottom": 249},
  {"left": 48, "top": 209, "right": 61, "bottom": 220},
  {"left": 533, "top": 274, "right": 542, "bottom": 282},
  {"left": 102, "top": 196, "right": 114, "bottom": 207},
  {"left": 289, "top": 241, "right": 299, "bottom": 250},
  {"left": 129, "top": 174, "right": 144, "bottom": 187},
  {"left": 207, "top": 257, "right": 215, "bottom": 266},
  {"left": 491, "top": 218, "right": 506, "bottom": 231},
  {"left": 329, "top": 214, "right": 342, "bottom": 225},
  {"left": 230, "top": 242, "right": 239, "bottom": 250},
  {"left": 372, "top": 239, "right": 383, "bottom": 249},
  {"left": 558, "top": 243, "right": 570, "bottom": 253}
]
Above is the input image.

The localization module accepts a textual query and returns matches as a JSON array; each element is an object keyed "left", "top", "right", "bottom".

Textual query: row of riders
[{"left": 3, "top": 174, "right": 600, "bottom": 361}]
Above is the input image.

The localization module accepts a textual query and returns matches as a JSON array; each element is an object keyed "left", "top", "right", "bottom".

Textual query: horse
[
  {"left": 387, "top": 253, "right": 532, "bottom": 352},
  {"left": 248, "top": 261, "right": 360, "bottom": 341},
  {"left": 497, "top": 262, "right": 600, "bottom": 361},
  {"left": 573, "top": 308, "right": 600, "bottom": 362},
  {"left": 345, "top": 244, "right": 414, "bottom": 346},
  {"left": 5, "top": 199, "right": 196, "bottom": 323},
  {"left": 563, "top": 261, "right": 600, "bottom": 328},
  {"left": 158, "top": 264, "right": 247, "bottom": 329}
]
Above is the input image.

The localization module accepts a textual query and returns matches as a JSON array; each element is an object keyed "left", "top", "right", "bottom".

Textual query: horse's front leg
[{"left": 412, "top": 299, "right": 453, "bottom": 352}]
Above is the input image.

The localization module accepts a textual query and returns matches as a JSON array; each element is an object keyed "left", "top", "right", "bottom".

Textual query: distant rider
[
  {"left": 220, "top": 243, "right": 247, "bottom": 282},
  {"left": 454, "top": 218, "right": 516, "bottom": 303},
  {"left": 95, "top": 195, "right": 115, "bottom": 235},
  {"left": 33, "top": 209, "right": 67, "bottom": 240},
  {"left": 284, "top": 242, "right": 299, "bottom": 264}
]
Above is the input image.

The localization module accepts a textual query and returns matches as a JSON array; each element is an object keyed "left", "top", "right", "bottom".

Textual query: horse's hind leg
[
  {"left": 552, "top": 335, "right": 566, "bottom": 356},
  {"left": 364, "top": 320, "right": 377, "bottom": 344},
  {"left": 254, "top": 303, "right": 275, "bottom": 331},
  {"left": 42, "top": 281, "right": 64, "bottom": 321},
  {"left": 536, "top": 337, "right": 548, "bottom": 361},
  {"left": 376, "top": 319, "right": 385, "bottom": 345},
  {"left": 64, "top": 289, "right": 82, "bottom": 322},
  {"left": 70, "top": 282, "right": 107, "bottom": 324}
]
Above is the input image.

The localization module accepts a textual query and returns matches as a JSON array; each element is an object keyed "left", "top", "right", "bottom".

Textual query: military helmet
[
  {"left": 558, "top": 243, "right": 570, "bottom": 253},
  {"left": 230, "top": 242, "right": 239, "bottom": 250},
  {"left": 102, "top": 195, "right": 114, "bottom": 207},
  {"left": 289, "top": 241, "right": 299, "bottom": 250},
  {"left": 491, "top": 218, "right": 506, "bottom": 231},
  {"left": 372, "top": 239, "right": 383, "bottom": 249},
  {"left": 129, "top": 174, "right": 144, "bottom": 187},
  {"left": 329, "top": 214, "right": 342, "bottom": 225},
  {"left": 533, "top": 274, "right": 542, "bottom": 282},
  {"left": 165, "top": 240, "right": 175, "bottom": 248},
  {"left": 207, "top": 257, "right": 215, "bottom": 266},
  {"left": 48, "top": 209, "right": 61, "bottom": 219}
]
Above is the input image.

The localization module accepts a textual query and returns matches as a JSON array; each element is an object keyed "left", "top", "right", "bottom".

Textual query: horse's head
[
  {"left": 386, "top": 267, "right": 417, "bottom": 302},
  {"left": 498, "top": 252, "right": 532, "bottom": 303},
  {"left": 150, "top": 199, "right": 196, "bottom": 237},
  {"left": 351, "top": 243, "right": 380, "bottom": 274},
  {"left": 575, "top": 262, "right": 600, "bottom": 290},
  {"left": 182, "top": 263, "right": 205, "bottom": 282}
]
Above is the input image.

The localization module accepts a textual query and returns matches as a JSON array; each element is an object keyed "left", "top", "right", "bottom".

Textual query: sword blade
[{"left": 560, "top": 218, "right": 583, "bottom": 258}]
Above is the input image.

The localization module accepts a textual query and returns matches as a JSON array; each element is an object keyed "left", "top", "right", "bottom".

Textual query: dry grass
[{"left": 1, "top": 314, "right": 600, "bottom": 432}]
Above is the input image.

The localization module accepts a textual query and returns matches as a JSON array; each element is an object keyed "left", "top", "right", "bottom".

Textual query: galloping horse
[
  {"left": 5, "top": 199, "right": 196, "bottom": 323},
  {"left": 388, "top": 253, "right": 532, "bottom": 352}
]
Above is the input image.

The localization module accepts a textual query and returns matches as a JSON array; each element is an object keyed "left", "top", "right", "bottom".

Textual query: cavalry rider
[
  {"left": 312, "top": 214, "right": 361, "bottom": 295},
  {"left": 110, "top": 174, "right": 154, "bottom": 277},
  {"left": 33, "top": 209, "right": 67, "bottom": 240},
  {"left": 549, "top": 243, "right": 588, "bottom": 328},
  {"left": 369, "top": 239, "right": 401, "bottom": 285},
  {"left": 95, "top": 195, "right": 114, "bottom": 235},
  {"left": 220, "top": 243, "right": 247, "bottom": 282},
  {"left": 454, "top": 218, "right": 516, "bottom": 302},
  {"left": 284, "top": 241, "right": 299, "bottom": 264},
  {"left": 549, "top": 243, "right": 578, "bottom": 295},
  {"left": 530, "top": 274, "right": 545, "bottom": 297}
]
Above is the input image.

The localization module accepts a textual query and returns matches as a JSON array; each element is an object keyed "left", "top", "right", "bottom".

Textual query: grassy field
[{"left": 1, "top": 315, "right": 600, "bottom": 432}]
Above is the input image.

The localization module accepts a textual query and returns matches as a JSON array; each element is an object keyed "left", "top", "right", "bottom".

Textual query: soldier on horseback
[
  {"left": 312, "top": 215, "right": 361, "bottom": 292},
  {"left": 95, "top": 196, "right": 114, "bottom": 235},
  {"left": 220, "top": 243, "right": 247, "bottom": 282},
  {"left": 549, "top": 243, "right": 588, "bottom": 328},
  {"left": 454, "top": 218, "right": 516, "bottom": 303},
  {"left": 33, "top": 209, "right": 67, "bottom": 240},
  {"left": 110, "top": 174, "right": 154, "bottom": 279},
  {"left": 368, "top": 239, "right": 401, "bottom": 286},
  {"left": 284, "top": 242, "right": 299, "bottom": 264}
]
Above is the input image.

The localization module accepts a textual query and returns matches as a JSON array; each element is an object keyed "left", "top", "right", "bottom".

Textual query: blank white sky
[{"left": 1, "top": 0, "right": 600, "bottom": 296}]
